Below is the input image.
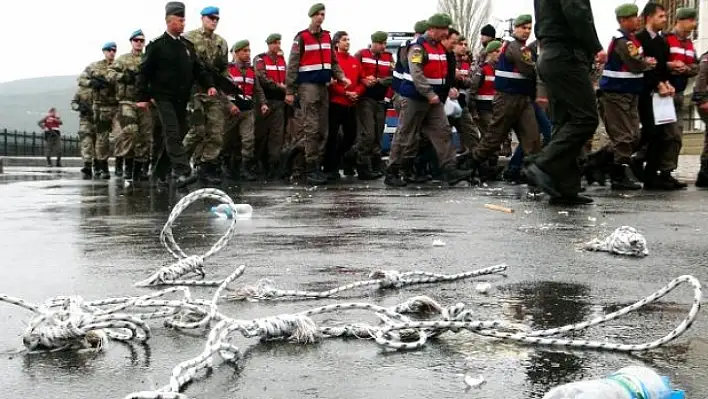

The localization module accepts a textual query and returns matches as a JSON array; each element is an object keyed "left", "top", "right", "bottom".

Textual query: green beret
[
  {"left": 308, "top": 3, "right": 325, "bottom": 17},
  {"left": 428, "top": 13, "right": 453, "bottom": 29},
  {"left": 514, "top": 14, "right": 532, "bottom": 26},
  {"left": 266, "top": 33, "right": 281, "bottom": 44},
  {"left": 614, "top": 3, "right": 639, "bottom": 18},
  {"left": 676, "top": 7, "right": 697, "bottom": 20},
  {"left": 371, "top": 31, "right": 387, "bottom": 44},
  {"left": 414, "top": 20, "right": 429, "bottom": 34},
  {"left": 231, "top": 40, "right": 250, "bottom": 52},
  {"left": 485, "top": 40, "right": 503, "bottom": 53}
]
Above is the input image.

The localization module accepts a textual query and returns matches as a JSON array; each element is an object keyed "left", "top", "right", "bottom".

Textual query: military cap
[
  {"left": 614, "top": 3, "right": 639, "bottom": 18},
  {"left": 231, "top": 40, "right": 250, "bottom": 52},
  {"left": 428, "top": 13, "right": 453, "bottom": 29},
  {"left": 480, "top": 24, "right": 496, "bottom": 37},
  {"left": 676, "top": 7, "right": 698, "bottom": 20},
  {"left": 414, "top": 20, "right": 429, "bottom": 34},
  {"left": 485, "top": 40, "right": 502, "bottom": 53},
  {"left": 371, "top": 31, "right": 387, "bottom": 44},
  {"left": 102, "top": 42, "right": 117, "bottom": 51},
  {"left": 514, "top": 14, "right": 532, "bottom": 26},
  {"left": 200, "top": 6, "right": 219, "bottom": 16},
  {"left": 266, "top": 33, "right": 282, "bottom": 44},
  {"left": 308, "top": 3, "right": 325, "bottom": 17},
  {"left": 165, "top": 1, "right": 185, "bottom": 17},
  {"left": 129, "top": 29, "right": 144, "bottom": 41}
]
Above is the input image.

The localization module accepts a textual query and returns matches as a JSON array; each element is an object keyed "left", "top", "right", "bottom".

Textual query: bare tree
[{"left": 437, "top": 0, "right": 492, "bottom": 50}]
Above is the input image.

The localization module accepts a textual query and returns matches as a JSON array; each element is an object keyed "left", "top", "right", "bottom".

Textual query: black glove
[
  {"left": 78, "top": 102, "right": 93, "bottom": 117},
  {"left": 121, "top": 70, "right": 136, "bottom": 84},
  {"left": 90, "top": 77, "right": 108, "bottom": 89}
]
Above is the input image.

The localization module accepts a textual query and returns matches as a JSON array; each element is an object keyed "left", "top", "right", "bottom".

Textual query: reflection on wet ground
[{"left": 0, "top": 168, "right": 707, "bottom": 398}]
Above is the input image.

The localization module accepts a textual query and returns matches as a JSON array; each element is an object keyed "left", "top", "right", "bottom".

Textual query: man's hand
[
  {"left": 536, "top": 97, "right": 549, "bottom": 107},
  {"left": 429, "top": 95, "right": 440, "bottom": 104},
  {"left": 657, "top": 82, "right": 671, "bottom": 97},
  {"left": 207, "top": 87, "right": 217, "bottom": 96},
  {"left": 136, "top": 102, "right": 150, "bottom": 109},
  {"left": 448, "top": 88, "right": 459, "bottom": 99},
  {"left": 261, "top": 104, "right": 269, "bottom": 114},
  {"left": 455, "top": 70, "right": 465, "bottom": 80},
  {"left": 229, "top": 104, "right": 240, "bottom": 115},
  {"left": 699, "top": 101, "right": 708, "bottom": 112},
  {"left": 277, "top": 83, "right": 287, "bottom": 91},
  {"left": 666, "top": 82, "right": 676, "bottom": 96},
  {"left": 285, "top": 94, "right": 295, "bottom": 105},
  {"left": 595, "top": 50, "right": 608, "bottom": 64},
  {"left": 668, "top": 60, "right": 687, "bottom": 70},
  {"left": 340, "top": 77, "right": 351, "bottom": 87},
  {"left": 345, "top": 91, "right": 358, "bottom": 102},
  {"left": 645, "top": 57, "right": 658, "bottom": 69},
  {"left": 362, "top": 76, "right": 376, "bottom": 87}
]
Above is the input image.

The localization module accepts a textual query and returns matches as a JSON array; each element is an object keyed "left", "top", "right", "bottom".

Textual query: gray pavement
[{"left": 0, "top": 164, "right": 707, "bottom": 399}]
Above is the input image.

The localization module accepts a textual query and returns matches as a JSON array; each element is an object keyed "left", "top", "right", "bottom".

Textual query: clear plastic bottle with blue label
[
  {"left": 210, "top": 203, "right": 253, "bottom": 220},
  {"left": 542, "top": 366, "right": 685, "bottom": 399}
]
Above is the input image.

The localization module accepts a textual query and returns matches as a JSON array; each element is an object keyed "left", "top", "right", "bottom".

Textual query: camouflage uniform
[
  {"left": 106, "top": 51, "right": 153, "bottom": 180},
  {"left": 182, "top": 28, "right": 229, "bottom": 168},
  {"left": 78, "top": 59, "right": 118, "bottom": 176},
  {"left": 71, "top": 86, "right": 94, "bottom": 165}
]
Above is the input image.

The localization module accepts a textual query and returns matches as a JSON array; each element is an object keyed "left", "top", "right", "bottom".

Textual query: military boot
[
  {"left": 100, "top": 160, "right": 111, "bottom": 180},
  {"left": 645, "top": 171, "right": 686, "bottom": 190},
  {"left": 442, "top": 167, "right": 473, "bottom": 186},
  {"left": 384, "top": 163, "right": 407, "bottom": 187},
  {"left": 610, "top": 164, "right": 642, "bottom": 190},
  {"left": 124, "top": 158, "right": 134, "bottom": 181},
  {"left": 584, "top": 148, "right": 612, "bottom": 186},
  {"left": 370, "top": 155, "right": 384, "bottom": 178},
  {"left": 114, "top": 157, "right": 124, "bottom": 178},
  {"left": 81, "top": 162, "right": 93, "bottom": 180},
  {"left": 93, "top": 160, "right": 101, "bottom": 178},
  {"left": 305, "top": 162, "right": 327, "bottom": 185},
  {"left": 408, "top": 156, "right": 429, "bottom": 183},
  {"left": 240, "top": 161, "right": 258, "bottom": 182},
  {"left": 46, "top": 157, "right": 52, "bottom": 167},
  {"left": 55, "top": 157, "right": 62, "bottom": 167},
  {"left": 696, "top": 161, "right": 708, "bottom": 188},
  {"left": 342, "top": 152, "right": 357, "bottom": 176},
  {"left": 356, "top": 157, "right": 379, "bottom": 181}
]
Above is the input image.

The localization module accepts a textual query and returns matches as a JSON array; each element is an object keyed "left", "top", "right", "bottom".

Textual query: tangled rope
[
  {"left": 125, "top": 275, "right": 701, "bottom": 398},
  {"left": 0, "top": 266, "right": 245, "bottom": 353},
  {"left": 584, "top": 226, "right": 649, "bottom": 257},
  {"left": 136, "top": 189, "right": 243, "bottom": 287},
  {"left": 226, "top": 264, "right": 508, "bottom": 301}
]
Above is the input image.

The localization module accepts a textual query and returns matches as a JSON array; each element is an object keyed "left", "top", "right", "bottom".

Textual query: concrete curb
[{"left": 0, "top": 157, "right": 114, "bottom": 168}]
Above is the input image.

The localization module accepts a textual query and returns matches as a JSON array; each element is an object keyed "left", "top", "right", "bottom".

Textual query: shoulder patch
[
  {"left": 410, "top": 46, "right": 423, "bottom": 64},
  {"left": 626, "top": 41, "right": 639, "bottom": 57},
  {"left": 521, "top": 47, "right": 532, "bottom": 61}
]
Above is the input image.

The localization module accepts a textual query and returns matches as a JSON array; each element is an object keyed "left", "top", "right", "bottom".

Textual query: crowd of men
[{"left": 69, "top": 1, "right": 708, "bottom": 205}]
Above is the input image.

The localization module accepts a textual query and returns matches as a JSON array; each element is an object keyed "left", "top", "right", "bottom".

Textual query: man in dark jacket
[
  {"left": 525, "top": 0, "right": 604, "bottom": 205},
  {"left": 136, "top": 1, "right": 216, "bottom": 187}
]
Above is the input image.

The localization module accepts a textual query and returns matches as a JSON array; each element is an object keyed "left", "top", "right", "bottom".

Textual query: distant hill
[{"left": 0, "top": 76, "right": 79, "bottom": 135}]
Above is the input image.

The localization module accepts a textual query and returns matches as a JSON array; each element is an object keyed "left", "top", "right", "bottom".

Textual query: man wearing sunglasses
[
  {"left": 182, "top": 6, "right": 229, "bottom": 184},
  {"left": 107, "top": 29, "right": 153, "bottom": 184},
  {"left": 77, "top": 41, "right": 119, "bottom": 179}
]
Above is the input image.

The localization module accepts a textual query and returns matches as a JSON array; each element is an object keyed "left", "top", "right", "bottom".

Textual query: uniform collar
[
  {"left": 165, "top": 31, "right": 180, "bottom": 40},
  {"left": 511, "top": 35, "right": 526, "bottom": 45},
  {"left": 234, "top": 59, "right": 250, "bottom": 68},
  {"left": 671, "top": 28, "right": 690, "bottom": 40},
  {"left": 308, "top": 24, "right": 322, "bottom": 34},
  {"left": 199, "top": 27, "right": 215, "bottom": 37}
]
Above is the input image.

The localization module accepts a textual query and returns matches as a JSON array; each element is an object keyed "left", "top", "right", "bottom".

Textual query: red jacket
[{"left": 329, "top": 51, "right": 365, "bottom": 107}]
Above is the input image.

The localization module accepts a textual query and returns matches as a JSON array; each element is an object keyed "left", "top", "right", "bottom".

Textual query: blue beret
[
  {"left": 200, "top": 6, "right": 219, "bottom": 16},
  {"left": 102, "top": 42, "right": 117, "bottom": 51},
  {"left": 129, "top": 29, "right": 144, "bottom": 40}
]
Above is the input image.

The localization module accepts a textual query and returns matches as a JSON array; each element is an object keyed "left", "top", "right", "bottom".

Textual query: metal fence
[{"left": 0, "top": 129, "right": 81, "bottom": 157}]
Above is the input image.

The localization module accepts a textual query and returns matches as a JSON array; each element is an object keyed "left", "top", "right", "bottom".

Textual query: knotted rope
[
  {"left": 226, "top": 264, "right": 508, "bottom": 301},
  {"left": 584, "top": 226, "right": 649, "bottom": 257},
  {"left": 124, "top": 275, "right": 702, "bottom": 398},
  {"left": 135, "top": 189, "right": 244, "bottom": 287}
]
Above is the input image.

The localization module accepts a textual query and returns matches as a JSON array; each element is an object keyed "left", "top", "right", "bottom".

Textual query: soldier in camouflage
[
  {"left": 77, "top": 42, "right": 119, "bottom": 179},
  {"left": 106, "top": 29, "right": 153, "bottom": 183},
  {"left": 182, "top": 6, "right": 229, "bottom": 183},
  {"left": 71, "top": 82, "right": 95, "bottom": 179}
]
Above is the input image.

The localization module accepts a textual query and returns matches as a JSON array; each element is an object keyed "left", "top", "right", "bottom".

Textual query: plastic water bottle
[
  {"left": 542, "top": 366, "right": 685, "bottom": 399},
  {"left": 210, "top": 203, "right": 253, "bottom": 220}
]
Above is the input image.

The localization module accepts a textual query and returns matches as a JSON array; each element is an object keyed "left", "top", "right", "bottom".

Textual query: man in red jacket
[{"left": 324, "top": 31, "right": 366, "bottom": 181}]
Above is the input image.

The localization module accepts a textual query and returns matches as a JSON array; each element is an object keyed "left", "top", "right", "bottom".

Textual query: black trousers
[
  {"left": 531, "top": 45, "right": 599, "bottom": 196},
  {"left": 153, "top": 99, "right": 191, "bottom": 177},
  {"left": 324, "top": 103, "right": 357, "bottom": 171}
]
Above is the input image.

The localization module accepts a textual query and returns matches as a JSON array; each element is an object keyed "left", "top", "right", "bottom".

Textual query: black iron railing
[{"left": 0, "top": 129, "right": 81, "bottom": 157}]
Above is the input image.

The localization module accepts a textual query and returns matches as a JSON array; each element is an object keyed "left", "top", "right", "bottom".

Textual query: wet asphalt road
[{"left": 1, "top": 166, "right": 707, "bottom": 399}]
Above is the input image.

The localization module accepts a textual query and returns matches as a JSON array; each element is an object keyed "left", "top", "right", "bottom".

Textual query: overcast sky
[{"left": 0, "top": 0, "right": 645, "bottom": 83}]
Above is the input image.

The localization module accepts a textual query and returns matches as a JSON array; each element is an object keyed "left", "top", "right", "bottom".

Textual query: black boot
[
  {"left": 629, "top": 156, "right": 646, "bottom": 182},
  {"left": 306, "top": 162, "right": 327, "bottom": 185},
  {"left": 370, "top": 155, "right": 384, "bottom": 178},
  {"left": 325, "top": 168, "right": 341, "bottom": 181},
  {"left": 442, "top": 167, "right": 473, "bottom": 186},
  {"left": 100, "top": 160, "right": 111, "bottom": 180},
  {"left": 384, "top": 163, "right": 408, "bottom": 187},
  {"left": 240, "top": 161, "right": 258, "bottom": 182},
  {"left": 46, "top": 157, "right": 52, "bottom": 167},
  {"left": 342, "top": 152, "right": 357, "bottom": 176},
  {"left": 646, "top": 171, "right": 686, "bottom": 190},
  {"left": 55, "top": 157, "right": 61, "bottom": 167},
  {"left": 132, "top": 161, "right": 143, "bottom": 182},
  {"left": 584, "top": 148, "right": 612, "bottom": 186},
  {"left": 81, "top": 162, "right": 93, "bottom": 179},
  {"left": 610, "top": 164, "right": 642, "bottom": 190},
  {"left": 124, "top": 158, "right": 134, "bottom": 181},
  {"left": 93, "top": 160, "right": 101, "bottom": 178},
  {"left": 696, "top": 161, "right": 708, "bottom": 188},
  {"left": 356, "top": 157, "right": 379, "bottom": 181},
  {"left": 114, "top": 157, "right": 124, "bottom": 178}
]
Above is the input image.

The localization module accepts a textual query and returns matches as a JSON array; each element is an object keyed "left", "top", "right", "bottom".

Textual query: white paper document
[{"left": 652, "top": 93, "right": 677, "bottom": 125}]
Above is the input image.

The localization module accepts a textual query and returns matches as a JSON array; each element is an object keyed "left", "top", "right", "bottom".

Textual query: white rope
[
  {"left": 136, "top": 189, "right": 245, "bottom": 287},
  {"left": 584, "top": 226, "right": 649, "bottom": 257},
  {"left": 0, "top": 266, "right": 245, "bottom": 353},
  {"left": 123, "top": 275, "right": 702, "bottom": 398},
  {"left": 226, "top": 264, "right": 508, "bottom": 301}
]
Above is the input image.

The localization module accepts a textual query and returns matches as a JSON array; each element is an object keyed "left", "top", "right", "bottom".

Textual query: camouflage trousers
[
  {"left": 183, "top": 94, "right": 225, "bottom": 165},
  {"left": 114, "top": 102, "right": 153, "bottom": 162},
  {"left": 224, "top": 110, "right": 256, "bottom": 165},
  {"left": 78, "top": 116, "right": 95, "bottom": 162},
  {"left": 87, "top": 105, "right": 117, "bottom": 161},
  {"left": 294, "top": 83, "right": 329, "bottom": 164}
]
